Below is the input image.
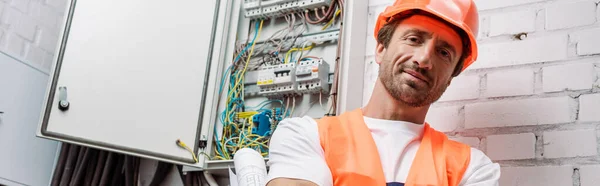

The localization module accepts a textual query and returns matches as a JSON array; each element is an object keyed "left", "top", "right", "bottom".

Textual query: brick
[
  {"left": 486, "top": 69, "right": 534, "bottom": 97},
  {"left": 465, "top": 97, "right": 573, "bottom": 128},
  {"left": 486, "top": 133, "right": 535, "bottom": 160},
  {"left": 542, "top": 63, "right": 595, "bottom": 92},
  {"left": 474, "top": 0, "right": 545, "bottom": 11},
  {"left": 425, "top": 105, "right": 461, "bottom": 132},
  {"left": 580, "top": 94, "right": 600, "bottom": 122},
  {"left": 438, "top": 74, "right": 479, "bottom": 102},
  {"left": 2, "top": 7, "right": 21, "bottom": 27},
  {"left": 38, "top": 28, "right": 58, "bottom": 53},
  {"left": 11, "top": 0, "right": 29, "bottom": 13},
  {"left": 545, "top": 1, "right": 597, "bottom": 30},
  {"left": 571, "top": 28, "right": 600, "bottom": 56},
  {"left": 30, "top": 3, "right": 59, "bottom": 29},
  {"left": 581, "top": 165, "right": 600, "bottom": 186},
  {"left": 489, "top": 10, "right": 536, "bottom": 37},
  {"left": 471, "top": 35, "right": 568, "bottom": 69},
  {"left": 4, "top": 33, "right": 25, "bottom": 58},
  {"left": 499, "top": 166, "right": 572, "bottom": 186},
  {"left": 449, "top": 136, "right": 480, "bottom": 149},
  {"left": 14, "top": 15, "right": 37, "bottom": 41},
  {"left": 543, "top": 130, "right": 597, "bottom": 158},
  {"left": 26, "top": 45, "right": 44, "bottom": 66}
]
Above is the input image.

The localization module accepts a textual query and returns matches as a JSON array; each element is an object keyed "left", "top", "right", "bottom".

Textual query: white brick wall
[
  {"left": 543, "top": 130, "right": 598, "bottom": 158},
  {"left": 474, "top": 0, "right": 545, "bottom": 11},
  {"left": 545, "top": 1, "right": 597, "bottom": 30},
  {"left": 499, "top": 166, "right": 573, "bottom": 186},
  {"left": 486, "top": 133, "right": 536, "bottom": 160},
  {"left": 364, "top": 0, "right": 600, "bottom": 184},
  {"left": 542, "top": 63, "right": 595, "bottom": 92},
  {"left": 486, "top": 69, "right": 534, "bottom": 97},
  {"left": 464, "top": 97, "right": 574, "bottom": 128},
  {"left": 471, "top": 35, "right": 568, "bottom": 69},
  {"left": 437, "top": 74, "right": 480, "bottom": 102},
  {"left": 571, "top": 28, "right": 600, "bottom": 56},
  {"left": 0, "top": 0, "right": 65, "bottom": 72},
  {"left": 580, "top": 94, "right": 600, "bottom": 122},
  {"left": 489, "top": 10, "right": 536, "bottom": 37},
  {"left": 581, "top": 165, "right": 600, "bottom": 186}
]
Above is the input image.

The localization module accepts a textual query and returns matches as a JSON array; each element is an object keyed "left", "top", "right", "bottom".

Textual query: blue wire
[{"left": 216, "top": 21, "right": 262, "bottom": 158}]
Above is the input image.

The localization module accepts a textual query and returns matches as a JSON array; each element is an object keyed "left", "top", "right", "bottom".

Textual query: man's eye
[
  {"left": 439, "top": 49, "right": 452, "bottom": 60},
  {"left": 407, "top": 36, "right": 421, "bottom": 44}
]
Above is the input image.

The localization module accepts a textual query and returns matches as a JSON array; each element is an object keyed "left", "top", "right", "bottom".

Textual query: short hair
[{"left": 376, "top": 10, "right": 470, "bottom": 77}]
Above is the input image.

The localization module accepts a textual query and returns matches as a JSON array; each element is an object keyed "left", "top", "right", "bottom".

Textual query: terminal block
[
  {"left": 295, "top": 58, "right": 329, "bottom": 94},
  {"left": 256, "top": 63, "right": 297, "bottom": 97},
  {"left": 244, "top": 0, "right": 332, "bottom": 19}
]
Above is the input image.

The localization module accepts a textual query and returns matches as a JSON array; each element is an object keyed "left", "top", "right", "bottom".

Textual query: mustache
[{"left": 399, "top": 63, "right": 432, "bottom": 82}]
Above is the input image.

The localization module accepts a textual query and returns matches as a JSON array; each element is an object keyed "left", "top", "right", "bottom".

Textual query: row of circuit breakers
[
  {"left": 243, "top": 0, "right": 332, "bottom": 19},
  {"left": 245, "top": 58, "right": 330, "bottom": 98}
]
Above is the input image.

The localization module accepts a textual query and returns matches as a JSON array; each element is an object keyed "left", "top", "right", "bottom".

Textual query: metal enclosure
[
  {"left": 37, "top": 0, "right": 368, "bottom": 170},
  {"left": 37, "top": 0, "right": 221, "bottom": 167}
]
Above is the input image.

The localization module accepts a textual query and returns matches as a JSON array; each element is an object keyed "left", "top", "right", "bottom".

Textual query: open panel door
[{"left": 37, "top": 0, "right": 220, "bottom": 166}]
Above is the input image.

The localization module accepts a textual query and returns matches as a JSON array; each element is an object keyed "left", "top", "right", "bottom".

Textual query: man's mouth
[{"left": 402, "top": 69, "right": 430, "bottom": 85}]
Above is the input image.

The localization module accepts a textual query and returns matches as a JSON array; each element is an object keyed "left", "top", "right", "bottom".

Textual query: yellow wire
[
  {"left": 220, "top": 20, "right": 267, "bottom": 160},
  {"left": 285, "top": 45, "right": 313, "bottom": 64},
  {"left": 176, "top": 139, "right": 198, "bottom": 163},
  {"left": 322, "top": 10, "right": 342, "bottom": 30}
]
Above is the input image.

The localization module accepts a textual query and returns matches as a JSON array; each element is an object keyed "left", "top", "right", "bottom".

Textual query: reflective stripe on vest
[{"left": 316, "top": 109, "right": 471, "bottom": 186}]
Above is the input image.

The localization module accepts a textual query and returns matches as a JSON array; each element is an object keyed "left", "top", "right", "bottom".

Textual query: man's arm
[
  {"left": 265, "top": 116, "right": 333, "bottom": 186},
  {"left": 460, "top": 148, "right": 501, "bottom": 186},
  {"left": 267, "top": 178, "right": 318, "bottom": 186}
]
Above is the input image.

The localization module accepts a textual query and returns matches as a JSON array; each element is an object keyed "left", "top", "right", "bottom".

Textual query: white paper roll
[{"left": 233, "top": 148, "right": 268, "bottom": 186}]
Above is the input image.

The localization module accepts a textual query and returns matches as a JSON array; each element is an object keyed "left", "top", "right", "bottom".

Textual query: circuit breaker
[
  {"left": 244, "top": 0, "right": 333, "bottom": 19},
  {"left": 257, "top": 63, "right": 297, "bottom": 97},
  {"left": 296, "top": 58, "right": 330, "bottom": 94}
]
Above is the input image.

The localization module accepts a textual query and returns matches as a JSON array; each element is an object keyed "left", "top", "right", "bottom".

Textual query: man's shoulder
[{"left": 279, "top": 116, "right": 318, "bottom": 127}]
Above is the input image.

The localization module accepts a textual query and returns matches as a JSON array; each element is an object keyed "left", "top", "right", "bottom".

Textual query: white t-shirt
[{"left": 266, "top": 116, "right": 501, "bottom": 186}]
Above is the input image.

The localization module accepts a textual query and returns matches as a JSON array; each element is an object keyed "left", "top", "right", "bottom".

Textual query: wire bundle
[
  {"left": 212, "top": 1, "right": 346, "bottom": 159},
  {"left": 213, "top": 20, "right": 294, "bottom": 160}
]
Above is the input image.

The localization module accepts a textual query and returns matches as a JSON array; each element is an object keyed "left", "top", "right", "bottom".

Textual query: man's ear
[{"left": 375, "top": 42, "right": 386, "bottom": 65}]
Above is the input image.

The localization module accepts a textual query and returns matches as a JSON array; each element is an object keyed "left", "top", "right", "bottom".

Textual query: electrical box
[{"left": 37, "top": 0, "right": 368, "bottom": 173}]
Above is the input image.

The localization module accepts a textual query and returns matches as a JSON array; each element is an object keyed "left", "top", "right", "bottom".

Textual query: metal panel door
[{"left": 38, "top": 0, "right": 219, "bottom": 165}]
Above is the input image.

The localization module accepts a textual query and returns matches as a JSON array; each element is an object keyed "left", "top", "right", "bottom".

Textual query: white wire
[
  {"left": 282, "top": 97, "right": 290, "bottom": 118},
  {"left": 319, "top": 91, "right": 325, "bottom": 111},
  {"left": 290, "top": 96, "right": 296, "bottom": 117},
  {"left": 298, "top": 40, "right": 313, "bottom": 62}
]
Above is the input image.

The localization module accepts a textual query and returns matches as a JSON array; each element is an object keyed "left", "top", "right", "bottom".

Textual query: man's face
[{"left": 375, "top": 14, "right": 464, "bottom": 107}]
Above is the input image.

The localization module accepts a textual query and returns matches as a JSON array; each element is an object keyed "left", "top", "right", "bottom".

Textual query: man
[{"left": 266, "top": 0, "right": 500, "bottom": 185}]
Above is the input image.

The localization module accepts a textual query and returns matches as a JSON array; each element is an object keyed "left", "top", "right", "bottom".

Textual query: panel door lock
[{"left": 58, "top": 86, "right": 70, "bottom": 111}]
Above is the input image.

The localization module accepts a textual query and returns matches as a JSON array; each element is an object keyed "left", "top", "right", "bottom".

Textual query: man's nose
[{"left": 413, "top": 42, "right": 434, "bottom": 70}]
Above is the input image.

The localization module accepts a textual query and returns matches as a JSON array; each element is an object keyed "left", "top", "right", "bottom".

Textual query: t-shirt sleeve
[
  {"left": 459, "top": 148, "right": 501, "bottom": 186},
  {"left": 266, "top": 116, "right": 333, "bottom": 186}
]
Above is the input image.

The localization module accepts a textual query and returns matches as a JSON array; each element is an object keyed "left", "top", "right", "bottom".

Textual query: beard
[{"left": 378, "top": 59, "right": 448, "bottom": 107}]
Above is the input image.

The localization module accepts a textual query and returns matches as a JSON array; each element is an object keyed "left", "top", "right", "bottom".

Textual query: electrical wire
[{"left": 176, "top": 139, "right": 198, "bottom": 163}]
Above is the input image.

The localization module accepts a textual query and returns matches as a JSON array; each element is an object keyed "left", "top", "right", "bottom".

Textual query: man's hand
[{"left": 266, "top": 178, "right": 319, "bottom": 186}]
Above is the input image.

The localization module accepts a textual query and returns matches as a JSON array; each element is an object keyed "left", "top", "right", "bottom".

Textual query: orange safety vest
[{"left": 316, "top": 109, "right": 471, "bottom": 186}]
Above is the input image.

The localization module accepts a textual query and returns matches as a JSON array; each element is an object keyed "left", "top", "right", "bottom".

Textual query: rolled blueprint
[{"left": 233, "top": 148, "right": 267, "bottom": 186}]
